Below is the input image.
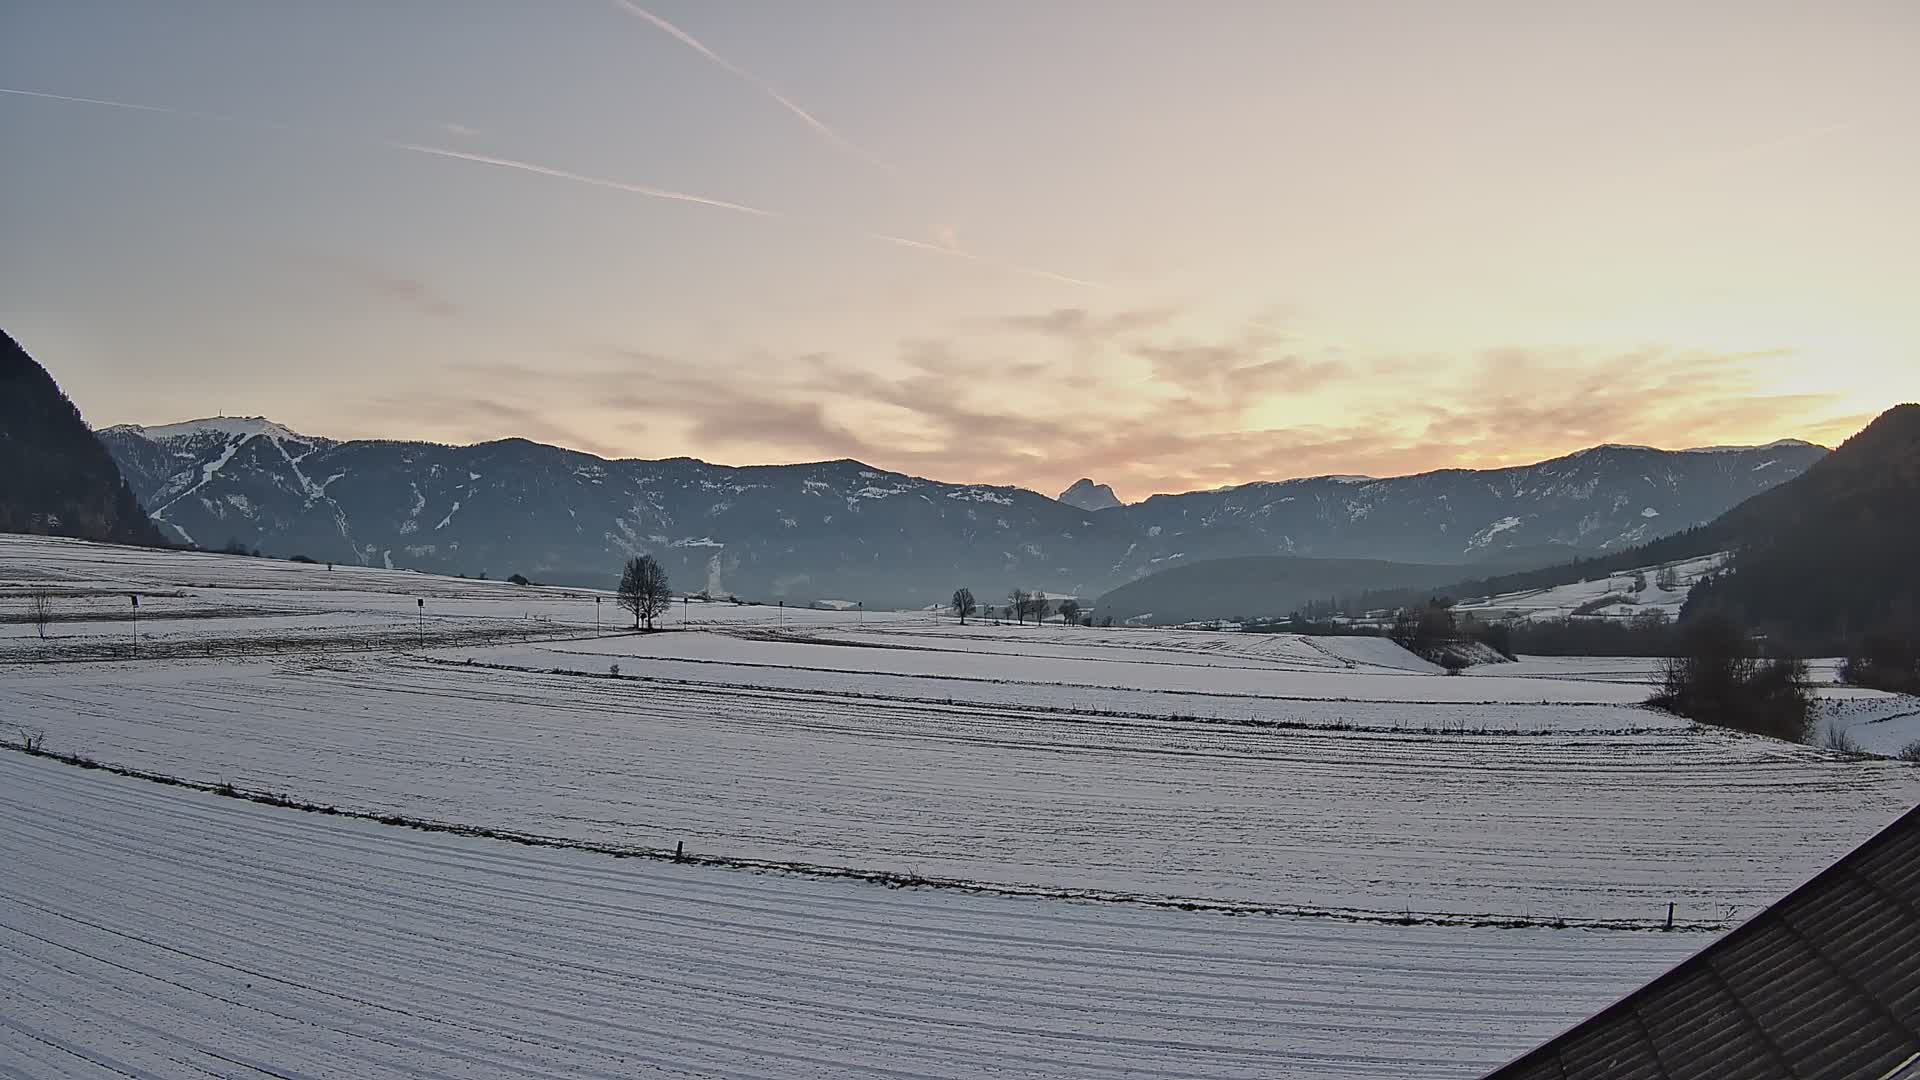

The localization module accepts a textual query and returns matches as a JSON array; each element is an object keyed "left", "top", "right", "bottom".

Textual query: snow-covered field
[
  {"left": 1817, "top": 694, "right": 1920, "bottom": 757},
  {"left": 0, "top": 752, "right": 1707, "bottom": 1080},
  {"left": 3, "top": 536, "right": 1918, "bottom": 1078}
]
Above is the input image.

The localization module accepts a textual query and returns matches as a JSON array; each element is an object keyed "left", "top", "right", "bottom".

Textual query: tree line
[{"left": 949, "top": 587, "right": 1098, "bottom": 626}]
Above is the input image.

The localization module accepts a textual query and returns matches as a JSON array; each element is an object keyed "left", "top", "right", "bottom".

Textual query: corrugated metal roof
[{"left": 1485, "top": 803, "right": 1920, "bottom": 1080}]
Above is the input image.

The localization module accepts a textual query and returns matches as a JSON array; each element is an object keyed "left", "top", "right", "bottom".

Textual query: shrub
[
  {"left": 1389, "top": 599, "right": 1455, "bottom": 660},
  {"left": 1572, "top": 593, "right": 1635, "bottom": 617},
  {"left": 1840, "top": 631, "right": 1920, "bottom": 695},
  {"left": 1649, "top": 614, "right": 1812, "bottom": 743},
  {"left": 1899, "top": 741, "right": 1920, "bottom": 763},
  {"left": 508, "top": 573, "right": 531, "bottom": 586},
  {"left": 1822, "top": 725, "right": 1864, "bottom": 755},
  {"left": 289, "top": 554, "right": 318, "bottom": 564},
  {"left": 1464, "top": 618, "right": 1516, "bottom": 661}
]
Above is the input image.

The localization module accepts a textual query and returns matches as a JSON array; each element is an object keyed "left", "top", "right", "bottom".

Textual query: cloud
[
  {"left": 1138, "top": 344, "right": 1342, "bottom": 403},
  {"left": 357, "top": 311, "right": 1851, "bottom": 502},
  {"left": 295, "top": 255, "right": 459, "bottom": 318},
  {"left": 357, "top": 394, "right": 624, "bottom": 458},
  {"left": 441, "top": 122, "right": 480, "bottom": 139},
  {"left": 997, "top": 307, "right": 1176, "bottom": 342}
]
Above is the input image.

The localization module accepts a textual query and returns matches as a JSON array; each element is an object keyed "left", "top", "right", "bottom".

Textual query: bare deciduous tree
[
  {"left": 1058, "top": 598, "right": 1081, "bottom": 626},
  {"left": 951, "top": 587, "right": 976, "bottom": 624},
  {"left": 618, "top": 556, "right": 673, "bottom": 631},
  {"left": 1008, "top": 588, "right": 1031, "bottom": 625},
  {"left": 1030, "top": 595, "right": 1052, "bottom": 624},
  {"left": 27, "top": 591, "right": 52, "bottom": 640}
]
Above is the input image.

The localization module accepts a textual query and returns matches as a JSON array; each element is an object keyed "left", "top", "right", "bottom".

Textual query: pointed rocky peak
[{"left": 1058, "top": 478, "right": 1122, "bottom": 511}]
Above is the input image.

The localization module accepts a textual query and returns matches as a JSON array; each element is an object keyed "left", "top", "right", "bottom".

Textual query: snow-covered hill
[
  {"left": 1453, "top": 552, "right": 1728, "bottom": 623},
  {"left": 99, "top": 417, "right": 1825, "bottom": 605}
]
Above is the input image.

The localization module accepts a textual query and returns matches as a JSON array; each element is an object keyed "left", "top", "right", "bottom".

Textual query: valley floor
[
  {"left": 3, "top": 535, "right": 1917, "bottom": 1077},
  {"left": 0, "top": 752, "right": 1702, "bottom": 1080}
]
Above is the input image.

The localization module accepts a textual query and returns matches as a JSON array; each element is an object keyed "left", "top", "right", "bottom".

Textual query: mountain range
[{"left": 98, "top": 414, "right": 1826, "bottom": 607}]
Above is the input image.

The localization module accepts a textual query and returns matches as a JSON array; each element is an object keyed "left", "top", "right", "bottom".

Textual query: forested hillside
[
  {"left": 1685, "top": 404, "right": 1920, "bottom": 655},
  {"left": 0, "top": 331, "right": 165, "bottom": 547}
]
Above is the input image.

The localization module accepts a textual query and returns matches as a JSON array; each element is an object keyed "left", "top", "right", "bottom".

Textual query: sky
[{"left": 3, "top": 1, "right": 1916, "bottom": 501}]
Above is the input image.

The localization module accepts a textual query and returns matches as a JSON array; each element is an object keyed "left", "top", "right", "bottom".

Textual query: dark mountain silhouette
[
  {"left": 1685, "top": 404, "right": 1920, "bottom": 651},
  {"left": 0, "top": 331, "right": 165, "bottom": 547}
]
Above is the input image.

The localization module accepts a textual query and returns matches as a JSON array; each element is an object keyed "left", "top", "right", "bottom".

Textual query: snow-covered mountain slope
[
  {"left": 1452, "top": 552, "right": 1728, "bottom": 623},
  {"left": 100, "top": 418, "right": 1825, "bottom": 605},
  {"left": 1121, "top": 441, "right": 1825, "bottom": 569}
]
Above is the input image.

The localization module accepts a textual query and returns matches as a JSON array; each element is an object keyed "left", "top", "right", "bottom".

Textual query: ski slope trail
[{"left": 0, "top": 752, "right": 1703, "bottom": 1079}]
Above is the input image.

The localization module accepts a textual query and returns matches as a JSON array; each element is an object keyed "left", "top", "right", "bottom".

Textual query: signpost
[
  {"left": 417, "top": 597, "right": 425, "bottom": 649},
  {"left": 129, "top": 594, "right": 138, "bottom": 654}
]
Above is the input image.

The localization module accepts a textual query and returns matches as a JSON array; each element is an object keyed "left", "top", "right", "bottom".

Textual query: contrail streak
[
  {"left": 388, "top": 143, "right": 773, "bottom": 217},
  {"left": 609, "top": 0, "right": 896, "bottom": 174},
  {"left": 864, "top": 231, "right": 1108, "bottom": 289},
  {"left": 3, "top": 83, "right": 1094, "bottom": 288},
  {"left": 1, "top": 86, "right": 185, "bottom": 117}
]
